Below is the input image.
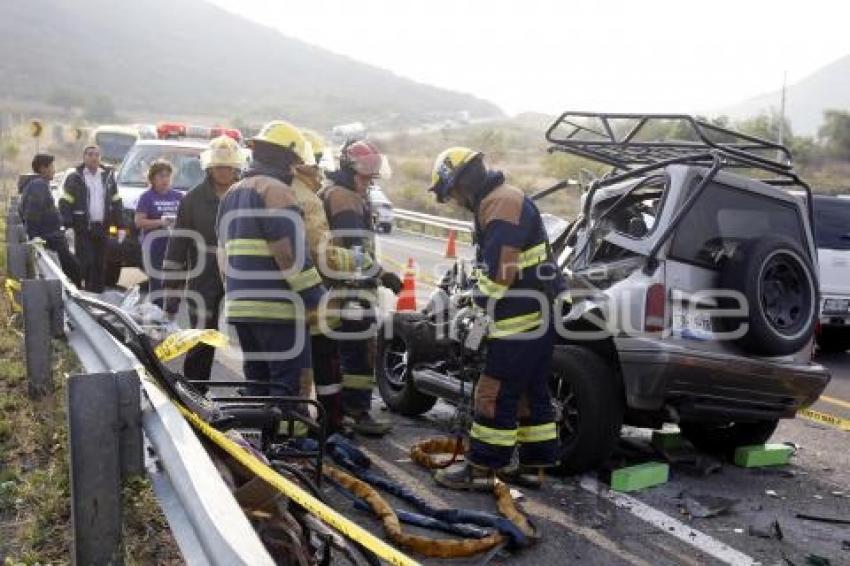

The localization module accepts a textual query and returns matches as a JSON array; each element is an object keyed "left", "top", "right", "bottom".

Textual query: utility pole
[{"left": 778, "top": 71, "right": 787, "bottom": 162}]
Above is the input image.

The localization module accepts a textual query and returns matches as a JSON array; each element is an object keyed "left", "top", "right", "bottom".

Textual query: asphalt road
[{"left": 152, "top": 229, "right": 850, "bottom": 565}]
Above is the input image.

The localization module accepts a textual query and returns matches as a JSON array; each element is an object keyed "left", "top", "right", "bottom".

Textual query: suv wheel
[
  {"left": 679, "top": 420, "right": 779, "bottom": 455},
  {"left": 551, "top": 346, "right": 624, "bottom": 474},
  {"left": 376, "top": 327, "right": 437, "bottom": 416},
  {"left": 718, "top": 235, "right": 816, "bottom": 356}
]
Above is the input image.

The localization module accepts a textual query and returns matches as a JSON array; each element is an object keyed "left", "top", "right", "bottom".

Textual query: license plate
[
  {"left": 823, "top": 298, "right": 850, "bottom": 314},
  {"left": 672, "top": 308, "right": 714, "bottom": 340}
]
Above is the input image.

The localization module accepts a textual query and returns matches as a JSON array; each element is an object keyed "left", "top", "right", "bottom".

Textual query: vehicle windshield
[
  {"left": 814, "top": 197, "right": 850, "bottom": 251},
  {"left": 118, "top": 146, "right": 205, "bottom": 190},
  {"left": 96, "top": 132, "right": 137, "bottom": 164}
]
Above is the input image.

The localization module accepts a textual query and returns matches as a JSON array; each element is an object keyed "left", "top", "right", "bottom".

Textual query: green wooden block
[
  {"left": 651, "top": 430, "right": 683, "bottom": 452},
  {"left": 611, "top": 462, "right": 670, "bottom": 492},
  {"left": 734, "top": 444, "right": 793, "bottom": 468}
]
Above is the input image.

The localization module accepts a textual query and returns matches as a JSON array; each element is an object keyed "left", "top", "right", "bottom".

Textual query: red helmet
[{"left": 341, "top": 140, "right": 391, "bottom": 179}]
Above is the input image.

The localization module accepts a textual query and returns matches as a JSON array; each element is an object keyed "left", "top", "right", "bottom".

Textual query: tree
[
  {"left": 735, "top": 110, "right": 792, "bottom": 143},
  {"left": 818, "top": 110, "right": 850, "bottom": 158}
]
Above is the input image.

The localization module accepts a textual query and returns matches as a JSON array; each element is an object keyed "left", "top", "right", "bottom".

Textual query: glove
[{"left": 379, "top": 270, "right": 403, "bottom": 295}]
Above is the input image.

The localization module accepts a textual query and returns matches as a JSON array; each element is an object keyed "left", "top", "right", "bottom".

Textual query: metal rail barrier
[
  {"left": 5, "top": 197, "right": 274, "bottom": 565},
  {"left": 393, "top": 207, "right": 473, "bottom": 236}
]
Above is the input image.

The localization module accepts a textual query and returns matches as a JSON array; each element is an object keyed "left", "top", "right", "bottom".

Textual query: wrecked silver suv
[{"left": 545, "top": 112, "right": 830, "bottom": 461}]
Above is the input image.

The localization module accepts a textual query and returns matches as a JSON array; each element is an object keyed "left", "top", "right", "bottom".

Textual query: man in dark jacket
[
  {"left": 20, "top": 153, "right": 81, "bottom": 286},
  {"left": 162, "top": 136, "right": 241, "bottom": 386},
  {"left": 59, "top": 146, "right": 123, "bottom": 293}
]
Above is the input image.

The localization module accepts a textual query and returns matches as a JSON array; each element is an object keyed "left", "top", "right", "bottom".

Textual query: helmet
[
  {"left": 252, "top": 120, "right": 315, "bottom": 165},
  {"left": 301, "top": 129, "right": 325, "bottom": 161},
  {"left": 429, "top": 147, "right": 482, "bottom": 203},
  {"left": 200, "top": 135, "right": 243, "bottom": 170},
  {"left": 341, "top": 140, "right": 391, "bottom": 179}
]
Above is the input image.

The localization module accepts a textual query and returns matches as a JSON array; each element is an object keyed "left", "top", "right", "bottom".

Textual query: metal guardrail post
[
  {"left": 22, "top": 278, "right": 62, "bottom": 398},
  {"left": 68, "top": 371, "right": 142, "bottom": 566}
]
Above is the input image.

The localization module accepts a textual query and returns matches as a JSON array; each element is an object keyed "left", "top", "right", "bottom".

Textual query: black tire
[
  {"left": 375, "top": 323, "right": 437, "bottom": 416},
  {"left": 104, "top": 261, "right": 122, "bottom": 288},
  {"left": 552, "top": 345, "right": 624, "bottom": 475},
  {"left": 679, "top": 419, "right": 779, "bottom": 455},
  {"left": 817, "top": 327, "right": 850, "bottom": 353},
  {"left": 718, "top": 235, "right": 817, "bottom": 356},
  {"left": 382, "top": 223, "right": 393, "bottom": 234}
]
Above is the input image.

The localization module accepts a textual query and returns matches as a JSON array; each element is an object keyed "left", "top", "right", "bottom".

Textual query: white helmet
[{"left": 200, "top": 135, "right": 243, "bottom": 170}]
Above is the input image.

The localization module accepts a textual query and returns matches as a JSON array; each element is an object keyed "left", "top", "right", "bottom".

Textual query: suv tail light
[{"left": 644, "top": 283, "right": 666, "bottom": 333}]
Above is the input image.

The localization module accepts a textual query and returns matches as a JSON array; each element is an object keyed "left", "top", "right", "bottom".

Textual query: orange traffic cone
[
  {"left": 395, "top": 258, "right": 417, "bottom": 312},
  {"left": 445, "top": 229, "right": 457, "bottom": 259}
]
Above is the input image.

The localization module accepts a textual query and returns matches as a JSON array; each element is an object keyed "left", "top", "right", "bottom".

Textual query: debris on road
[
  {"left": 682, "top": 493, "right": 738, "bottom": 519},
  {"left": 734, "top": 443, "right": 794, "bottom": 467},
  {"left": 748, "top": 515, "right": 784, "bottom": 540},
  {"left": 610, "top": 462, "right": 669, "bottom": 492}
]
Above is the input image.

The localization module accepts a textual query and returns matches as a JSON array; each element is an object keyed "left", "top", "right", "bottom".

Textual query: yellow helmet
[
  {"left": 200, "top": 135, "right": 243, "bottom": 169},
  {"left": 252, "top": 120, "right": 315, "bottom": 165},
  {"left": 300, "top": 129, "right": 325, "bottom": 160},
  {"left": 429, "top": 146, "right": 482, "bottom": 202}
]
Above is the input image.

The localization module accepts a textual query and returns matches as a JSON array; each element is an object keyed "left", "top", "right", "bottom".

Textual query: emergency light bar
[{"left": 156, "top": 122, "right": 243, "bottom": 144}]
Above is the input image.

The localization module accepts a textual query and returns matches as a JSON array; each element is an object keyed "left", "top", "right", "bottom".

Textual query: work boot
[
  {"left": 433, "top": 463, "right": 496, "bottom": 491},
  {"left": 497, "top": 463, "right": 546, "bottom": 489},
  {"left": 344, "top": 412, "right": 392, "bottom": 436}
]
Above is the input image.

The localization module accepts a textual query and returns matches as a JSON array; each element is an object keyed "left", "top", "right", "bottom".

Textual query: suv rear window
[
  {"left": 669, "top": 182, "right": 805, "bottom": 269},
  {"left": 814, "top": 197, "right": 850, "bottom": 251}
]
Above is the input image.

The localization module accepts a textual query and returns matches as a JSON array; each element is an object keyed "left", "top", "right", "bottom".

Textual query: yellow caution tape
[
  {"left": 154, "top": 329, "right": 229, "bottom": 362},
  {"left": 176, "top": 405, "right": 420, "bottom": 566},
  {"left": 798, "top": 408, "right": 850, "bottom": 432},
  {"left": 5, "top": 278, "right": 22, "bottom": 313}
]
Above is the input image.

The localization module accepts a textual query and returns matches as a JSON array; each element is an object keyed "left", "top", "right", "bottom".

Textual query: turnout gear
[
  {"left": 217, "top": 155, "right": 326, "bottom": 424},
  {"left": 200, "top": 135, "right": 244, "bottom": 170},
  {"left": 431, "top": 148, "right": 564, "bottom": 473},
  {"left": 340, "top": 140, "right": 391, "bottom": 179},
  {"left": 429, "top": 146, "right": 482, "bottom": 203},
  {"left": 251, "top": 121, "right": 315, "bottom": 165},
  {"left": 300, "top": 129, "right": 325, "bottom": 163}
]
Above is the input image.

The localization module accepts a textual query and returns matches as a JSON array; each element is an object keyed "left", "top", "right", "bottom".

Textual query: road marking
[
  {"left": 579, "top": 476, "right": 756, "bottom": 566},
  {"left": 820, "top": 395, "right": 850, "bottom": 410},
  {"left": 798, "top": 407, "right": 850, "bottom": 431}
]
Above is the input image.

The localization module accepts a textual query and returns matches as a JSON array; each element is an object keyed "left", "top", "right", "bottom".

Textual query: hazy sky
[{"left": 211, "top": 0, "right": 850, "bottom": 116}]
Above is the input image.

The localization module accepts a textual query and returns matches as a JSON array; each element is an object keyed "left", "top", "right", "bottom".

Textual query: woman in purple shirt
[{"left": 135, "top": 159, "right": 183, "bottom": 305}]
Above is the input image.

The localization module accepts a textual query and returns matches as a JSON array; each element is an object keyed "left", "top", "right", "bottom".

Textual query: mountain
[
  {"left": 0, "top": 0, "right": 502, "bottom": 129},
  {"left": 720, "top": 54, "right": 850, "bottom": 137}
]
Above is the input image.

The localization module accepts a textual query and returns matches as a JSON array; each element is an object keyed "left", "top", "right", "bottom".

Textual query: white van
[{"left": 814, "top": 195, "right": 850, "bottom": 352}]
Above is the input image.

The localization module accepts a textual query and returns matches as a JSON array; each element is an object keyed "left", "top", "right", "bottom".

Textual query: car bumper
[{"left": 615, "top": 336, "right": 831, "bottom": 420}]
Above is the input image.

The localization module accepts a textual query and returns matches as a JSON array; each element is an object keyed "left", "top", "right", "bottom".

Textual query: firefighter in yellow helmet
[
  {"left": 163, "top": 135, "right": 242, "bottom": 388},
  {"left": 217, "top": 121, "right": 325, "bottom": 436},
  {"left": 429, "top": 147, "right": 564, "bottom": 490}
]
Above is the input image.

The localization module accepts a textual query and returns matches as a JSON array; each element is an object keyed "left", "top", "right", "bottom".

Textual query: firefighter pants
[
  {"left": 469, "top": 324, "right": 557, "bottom": 469},
  {"left": 338, "top": 318, "right": 375, "bottom": 415},
  {"left": 312, "top": 332, "right": 343, "bottom": 432},
  {"left": 234, "top": 322, "right": 312, "bottom": 435}
]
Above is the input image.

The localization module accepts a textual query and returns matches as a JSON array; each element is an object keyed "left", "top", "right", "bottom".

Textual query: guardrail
[
  {"left": 4, "top": 199, "right": 274, "bottom": 565},
  {"left": 392, "top": 207, "right": 473, "bottom": 242}
]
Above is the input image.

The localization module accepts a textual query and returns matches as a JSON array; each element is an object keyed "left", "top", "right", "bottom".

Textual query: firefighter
[
  {"left": 322, "top": 140, "right": 402, "bottom": 436},
  {"left": 428, "top": 147, "right": 563, "bottom": 490},
  {"left": 217, "top": 121, "right": 325, "bottom": 435},
  {"left": 290, "top": 128, "right": 352, "bottom": 434},
  {"left": 162, "top": 136, "right": 242, "bottom": 387}
]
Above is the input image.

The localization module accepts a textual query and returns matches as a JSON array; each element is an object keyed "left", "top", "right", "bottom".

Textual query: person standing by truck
[
  {"left": 322, "top": 140, "right": 402, "bottom": 436},
  {"left": 427, "top": 147, "right": 562, "bottom": 490},
  {"left": 135, "top": 160, "right": 183, "bottom": 305},
  {"left": 59, "top": 145, "right": 123, "bottom": 293},
  {"left": 162, "top": 136, "right": 241, "bottom": 386},
  {"left": 20, "top": 153, "right": 82, "bottom": 286}
]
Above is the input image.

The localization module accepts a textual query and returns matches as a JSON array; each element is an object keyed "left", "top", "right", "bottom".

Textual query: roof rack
[{"left": 544, "top": 111, "right": 804, "bottom": 185}]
